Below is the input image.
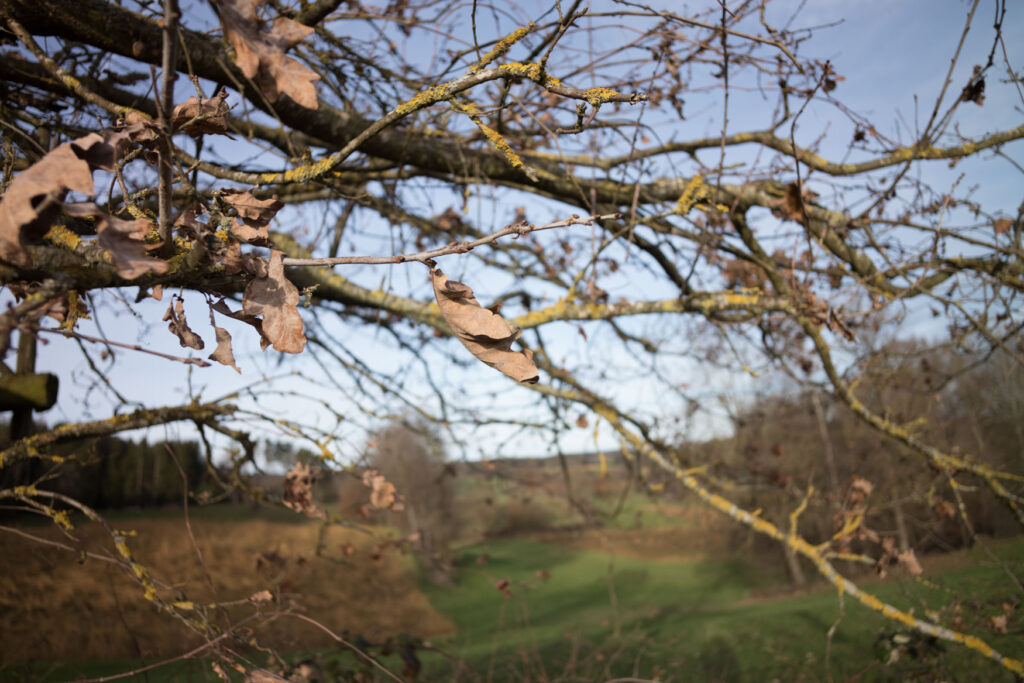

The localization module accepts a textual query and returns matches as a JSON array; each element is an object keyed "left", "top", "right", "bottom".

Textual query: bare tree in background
[
  {"left": 367, "top": 422, "right": 457, "bottom": 585},
  {"left": 0, "top": 0, "right": 1022, "bottom": 677}
]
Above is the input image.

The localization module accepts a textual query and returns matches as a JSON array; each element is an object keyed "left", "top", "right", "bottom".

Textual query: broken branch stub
[{"left": 431, "top": 268, "right": 539, "bottom": 383}]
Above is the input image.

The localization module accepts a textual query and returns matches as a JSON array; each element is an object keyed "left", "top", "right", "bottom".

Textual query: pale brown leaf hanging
[
  {"left": 0, "top": 133, "right": 114, "bottom": 267},
  {"left": 216, "top": 0, "right": 320, "bottom": 109},
  {"left": 212, "top": 297, "right": 270, "bottom": 350},
  {"left": 163, "top": 298, "right": 205, "bottom": 350},
  {"left": 207, "top": 306, "right": 241, "bottom": 372},
  {"left": 283, "top": 462, "right": 326, "bottom": 519},
  {"left": 362, "top": 469, "right": 403, "bottom": 510},
  {"left": 431, "top": 268, "right": 539, "bottom": 383},
  {"left": 242, "top": 250, "right": 307, "bottom": 353}
]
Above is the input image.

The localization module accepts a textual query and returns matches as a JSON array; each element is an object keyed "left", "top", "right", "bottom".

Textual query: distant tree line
[{"left": 0, "top": 425, "right": 204, "bottom": 510}]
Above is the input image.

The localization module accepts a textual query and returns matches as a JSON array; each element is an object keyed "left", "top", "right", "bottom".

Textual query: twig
[
  {"left": 284, "top": 613, "right": 405, "bottom": 682},
  {"left": 282, "top": 213, "right": 623, "bottom": 267},
  {"left": 38, "top": 327, "right": 211, "bottom": 367},
  {"left": 66, "top": 617, "right": 258, "bottom": 683},
  {"left": 606, "top": 1, "right": 803, "bottom": 71}
]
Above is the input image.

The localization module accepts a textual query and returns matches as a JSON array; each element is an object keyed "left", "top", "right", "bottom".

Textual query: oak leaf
[
  {"left": 216, "top": 0, "right": 320, "bottom": 109},
  {"left": 171, "top": 94, "right": 232, "bottom": 137},
  {"left": 65, "top": 203, "right": 168, "bottom": 280},
  {"left": 283, "top": 462, "right": 326, "bottom": 519},
  {"left": 431, "top": 268, "right": 539, "bottom": 383},
  {"left": 219, "top": 188, "right": 281, "bottom": 245},
  {"left": 242, "top": 250, "right": 307, "bottom": 353},
  {"left": 0, "top": 133, "right": 114, "bottom": 267},
  {"left": 362, "top": 469, "right": 403, "bottom": 510}
]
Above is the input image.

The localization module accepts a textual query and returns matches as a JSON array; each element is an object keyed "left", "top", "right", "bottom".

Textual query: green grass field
[
  {"left": 415, "top": 536, "right": 1024, "bottom": 681},
  {"left": 4, "top": 507, "right": 1022, "bottom": 682}
]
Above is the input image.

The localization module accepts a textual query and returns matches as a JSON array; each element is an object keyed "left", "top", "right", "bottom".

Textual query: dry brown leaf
[
  {"left": 212, "top": 297, "right": 270, "bottom": 350},
  {"left": 283, "top": 462, "right": 326, "bottom": 519},
  {"left": 934, "top": 499, "right": 957, "bottom": 519},
  {"left": 248, "top": 589, "right": 273, "bottom": 603},
  {"left": 431, "top": 268, "right": 539, "bottom": 383},
  {"left": 850, "top": 475, "right": 874, "bottom": 499},
  {"left": 175, "top": 204, "right": 245, "bottom": 274},
  {"left": 242, "top": 250, "right": 306, "bottom": 353},
  {"left": 64, "top": 203, "right": 167, "bottom": 280},
  {"left": 209, "top": 322, "right": 241, "bottom": 372},
  {"left": 362, "top": 469, "right": 402, "bottom": 510},
  {"left": 0, "top": 133, "right": 114, "bottom": 267},
  {"left": 770, "top": 181, "right": 818, "bottom": 223},
  {"left": 897, "top": 548, "right": 923, "bottom": 576},
  {"left": 216, "top": 0, "right": 320, "bottom": 109},
  {"left": 211, "top": 662, "right": 231, "bottom": 683},
  {"left": 219, "top": 188, "right": 282, "bottom": 228},
  {"left": 97, "top": 216, "right": 167, "bottom": 279},
  {"left": 172, "top": 94, "right": 232, "bottom": 137},
  {"left": 163, "top": 299, "right": 205, "bottom": 350},
  {"left": 989, "top": 614, "right": 1008, "bottom": 634},
  {"left": 993, "top": 217, "right": 1012, "bottom": 235}
]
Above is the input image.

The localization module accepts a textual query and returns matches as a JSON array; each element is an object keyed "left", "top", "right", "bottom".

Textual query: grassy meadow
[{"left": 2, "top": 466, "right": 1022, "bottom": 682}]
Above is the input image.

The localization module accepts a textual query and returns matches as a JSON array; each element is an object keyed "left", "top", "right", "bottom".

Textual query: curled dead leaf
[
  {"left": 207, "top": 307, "right": 241, "bottom": 373},
  {"left": 248, "top": 589, "right": 273, "bottom": 603},
  {"left": 66, "top": 204, "right": 168, "bottom": 280},
  {"left": 212, "top": 297, "right": 270, "bottom": 350},
  {"left": 172, "top": 94, "right": 232, "bottom": 137},
  {"left": 283, "top": 462, "right": 326, "bottom": 519},
  {"left": 431, "top": 268, "right": 539, "bottom": 383},
  {"left": 849, "top": 475, "right": 873, "bottom": 503},
  {"left": 0, "top": 133, "right": 115, "bottom": 267},
  {"left": 163, "top": 298, "right": 205, "bottom": 350},
  {"left": 219, "top": 188, "right": 283, "bottom": 228},
  {"left": 770, "top": 181, "right": 818, "bottom": 224},
  {"left": 362, "top": 469, "right": 402, "bottom": 510},
  {"left": 242, "top": 250, "right": 307, "bottom": 353},
  {"left": 897, "top": 548, "right": 923, "bottom": 576},
  {"left": 216, "top": 0, "right": 320, "bottom": 109}
]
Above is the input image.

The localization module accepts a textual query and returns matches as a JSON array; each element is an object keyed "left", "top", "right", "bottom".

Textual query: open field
[{"left": 1, "top": 504, "right": 1021, "bottom": 682}]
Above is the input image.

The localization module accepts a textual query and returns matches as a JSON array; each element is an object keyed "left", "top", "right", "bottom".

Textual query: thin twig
[
  {"left": 282, "top": 213, "right": 623, "bottom": 267},
  {"left": 284, "top": 613, "right": 405, "bottom": 682},
  {"left": 38, "top": 327, "right": 211, "bottom": 367}
]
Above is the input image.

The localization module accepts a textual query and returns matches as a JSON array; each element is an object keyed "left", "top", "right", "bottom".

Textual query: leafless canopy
[{"left": 0, "top": 0, "right": 1022, "bottom": 677}]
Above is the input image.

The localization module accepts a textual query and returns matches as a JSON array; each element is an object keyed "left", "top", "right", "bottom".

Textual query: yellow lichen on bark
[
  {"left": 471, "top": 24, "right": 534, "bottom": 72},
  {"left": 675, "top": 174, "right": 709, "bottom": 215}
]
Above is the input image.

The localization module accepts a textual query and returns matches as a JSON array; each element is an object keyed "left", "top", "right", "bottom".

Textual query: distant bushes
[{"left": 486, "top": 497, "right": 559, "bottom": 535}]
